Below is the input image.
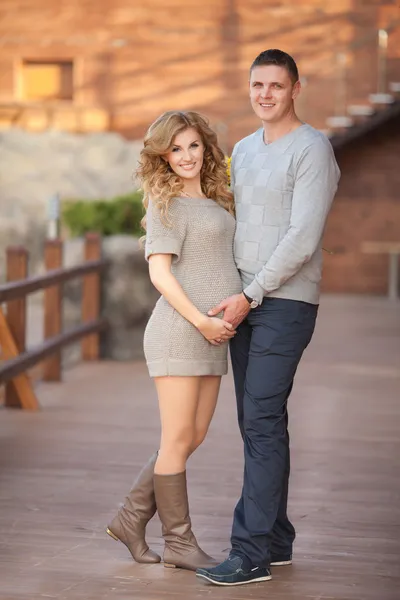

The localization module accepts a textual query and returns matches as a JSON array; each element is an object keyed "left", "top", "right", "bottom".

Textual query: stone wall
[
  {"left": 100, "top": 236, "right": 159, "bottom": 360},
  {"left": 0, "top": 128, "right": 142, "bottom": 281}
]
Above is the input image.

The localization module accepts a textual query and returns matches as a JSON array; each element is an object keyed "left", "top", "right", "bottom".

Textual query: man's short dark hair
[{"left": 250, "top": 49, "right": 299, "bottom": 84}]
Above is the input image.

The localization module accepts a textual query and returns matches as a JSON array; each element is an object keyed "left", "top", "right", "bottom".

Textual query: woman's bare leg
[
  {"left": 154, "top": 376, "right": 201, "bottom": 475},
  {"left": 191, "top": 376, "right": 221, "bottom": 452},
  {"left": 154, "top": 376, "right": 222, "bottom": 473},
  {"left": 152, "top": 375, "right": 220, "bottom": 570}
]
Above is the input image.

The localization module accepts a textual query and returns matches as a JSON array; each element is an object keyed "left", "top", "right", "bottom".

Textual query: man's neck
[{"left": 262, "top": 115, "right": 303, "bottom": 145}]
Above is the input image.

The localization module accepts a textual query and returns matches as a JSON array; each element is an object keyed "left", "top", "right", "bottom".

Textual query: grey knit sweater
[{"left": 231, "top": 123, "right": 340, "bottom": 305}]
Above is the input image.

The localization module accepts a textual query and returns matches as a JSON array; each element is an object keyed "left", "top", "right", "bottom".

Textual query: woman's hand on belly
[{"left": 196, "top": 316, "right": 236, "bottom": 345}]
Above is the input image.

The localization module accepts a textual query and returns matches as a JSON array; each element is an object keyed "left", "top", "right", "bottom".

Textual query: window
[{"left": 21, "top": 60, "right": 74, "bottom": 101}]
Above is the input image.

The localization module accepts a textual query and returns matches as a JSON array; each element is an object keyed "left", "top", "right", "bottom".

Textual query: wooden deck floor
[{"left": 1, "top": 295, "right": 399, "bottom": 600}]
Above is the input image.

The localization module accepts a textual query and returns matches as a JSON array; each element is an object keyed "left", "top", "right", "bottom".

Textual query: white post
[{"left": 47, "top": 194, "right": 60, "bottom": 240}]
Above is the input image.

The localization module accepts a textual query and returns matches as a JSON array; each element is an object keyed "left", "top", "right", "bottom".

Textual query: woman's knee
[
  {"left": 190, "top": 427, "right": 208, "bottom": 452},
  {"left": 160, "top": 427, "right": 195, "bottom": 457}
]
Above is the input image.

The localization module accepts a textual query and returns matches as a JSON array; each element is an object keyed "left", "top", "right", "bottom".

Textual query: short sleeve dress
[{"left": 144, "top": 196, "right": 243, "bottom": 377}]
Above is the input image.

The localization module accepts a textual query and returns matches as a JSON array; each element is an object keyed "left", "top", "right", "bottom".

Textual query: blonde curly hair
[{"left": 136, "top": 110, "right": 234, "bottom": 241}]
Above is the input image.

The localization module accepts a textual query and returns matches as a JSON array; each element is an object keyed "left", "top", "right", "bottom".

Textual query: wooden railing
[
  {"left": 0, "top": 233, "right": 108, "bottom": 410},
  {"left": 361, "top": 241, "right": 400, "bottom": 300}
]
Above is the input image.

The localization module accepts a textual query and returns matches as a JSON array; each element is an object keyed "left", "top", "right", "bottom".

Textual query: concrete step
[
  {"left": 326, "top": 116, "right": 353, "bottom": 129},
  {"left": 347, "top": 105, "right": 375, "bottom": 117},
  {"left": 369, "top": 93, "right": 395, "bottom": 105}
]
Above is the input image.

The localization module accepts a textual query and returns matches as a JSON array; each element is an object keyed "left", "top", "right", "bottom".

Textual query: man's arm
[{"left": 243, "top": 137, "right": 340, "bottom": 304}]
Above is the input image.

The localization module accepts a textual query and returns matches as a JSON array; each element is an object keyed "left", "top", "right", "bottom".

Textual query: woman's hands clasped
[{"left": 196, "top": 316, "right": 236, "bottom": 346}]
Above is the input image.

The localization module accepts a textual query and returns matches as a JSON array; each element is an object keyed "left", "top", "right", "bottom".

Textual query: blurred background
[{"left": 0, "top": 0, "right": 399, "bottom": 365}]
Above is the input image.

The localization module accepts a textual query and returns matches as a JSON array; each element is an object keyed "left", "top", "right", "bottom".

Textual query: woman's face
[{"left": 164, "top": 127, "right": 205, "bottom": 181}]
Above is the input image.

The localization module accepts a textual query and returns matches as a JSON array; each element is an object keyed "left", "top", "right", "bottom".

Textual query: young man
[{"left": 196, "top": 49, "right": 340, "bottom": 586}]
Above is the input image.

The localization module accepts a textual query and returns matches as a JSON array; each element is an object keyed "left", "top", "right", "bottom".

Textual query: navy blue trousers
[{"left": 229, "top": 297, "right": 318, "bottom": 567}]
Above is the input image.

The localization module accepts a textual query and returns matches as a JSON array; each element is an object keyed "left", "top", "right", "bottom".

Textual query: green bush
[{"left": 62, "top": 191, "right": 145, "bottom": 237}]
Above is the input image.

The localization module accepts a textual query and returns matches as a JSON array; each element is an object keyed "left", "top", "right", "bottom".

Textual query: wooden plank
[
  {"left": 361, "top": 241, "right": 400, "bottom": 254},
  {"left": 82, "top": 233, "right": 102, "bottom": 361},
  {"left": 43, "top": 239, "right": 63, "bottom": 381},
  {"left": 0, "top": 296, "right": 399, "bottom": 599},
  {"left": 5, "top": 246, "right": 28, "bottom": 407},
  {"left": 0, "top": 259, "right": 106, "bottom": 304},
  {"left": 0, "top": 307, "right": 39, "bottom": 410}
]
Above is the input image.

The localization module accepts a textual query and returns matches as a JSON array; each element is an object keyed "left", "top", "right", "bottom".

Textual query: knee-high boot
[
  {"left": 154, "top": 471, "right": 217, "bottom": 571},
  {"left": 107, "top": 452, "right": 161, "bottom": 563}
]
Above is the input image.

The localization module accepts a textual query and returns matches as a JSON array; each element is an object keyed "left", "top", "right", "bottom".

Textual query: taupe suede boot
[
  {"left": 106, "top": 452, "right": 161, "bottom": 563},
  {"left": 154, "top": 471, "right": 217, "bottom": 571}
]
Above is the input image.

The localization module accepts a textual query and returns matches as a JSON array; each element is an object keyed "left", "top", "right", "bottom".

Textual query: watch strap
[{"left": 243, "top": 292, "right": 253, "bottom": 304}]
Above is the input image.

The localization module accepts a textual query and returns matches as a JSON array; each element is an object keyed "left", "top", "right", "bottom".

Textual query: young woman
[{"left": 107, "top": 110, "right": 242, "bottom": 571}]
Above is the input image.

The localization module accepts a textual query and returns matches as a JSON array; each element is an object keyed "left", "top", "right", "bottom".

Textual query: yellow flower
[{"left": 225, "top": 156, "right": 232, "bottom": 186}]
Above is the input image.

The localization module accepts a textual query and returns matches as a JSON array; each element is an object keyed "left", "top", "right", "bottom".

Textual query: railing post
[
  {"left": 43, "top": 239, "right": 63, "bottom": 381},
  {"left": 5, "top": 246, "right": 28, "bottom": 407},
  {"left": 82, "top": 233, "right": 101, "bottom": 360}
]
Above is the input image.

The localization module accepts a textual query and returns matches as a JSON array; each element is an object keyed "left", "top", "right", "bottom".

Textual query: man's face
[{"left": 249, "top": 65, "right": 300, "bottom": 123}]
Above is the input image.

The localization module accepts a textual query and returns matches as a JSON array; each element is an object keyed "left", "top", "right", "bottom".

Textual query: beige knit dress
[{"left": 144, "top": 196, "right": 243, "bottom": 377}]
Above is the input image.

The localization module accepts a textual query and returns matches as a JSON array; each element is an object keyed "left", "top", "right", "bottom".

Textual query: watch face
[{"left": 250, "top": 300, "right": 258, "bottom": 309}]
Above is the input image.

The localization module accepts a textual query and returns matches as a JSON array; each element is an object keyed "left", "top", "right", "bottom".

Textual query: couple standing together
[{"left": 106, "top": 48, "right": 340, "bottom": 586}]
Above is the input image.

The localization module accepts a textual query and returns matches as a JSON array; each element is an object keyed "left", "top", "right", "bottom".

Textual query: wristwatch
[{"left": 243, "top": 292, "right": 258, "bottom": 309}]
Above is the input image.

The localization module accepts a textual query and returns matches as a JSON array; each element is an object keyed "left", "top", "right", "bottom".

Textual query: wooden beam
[
  {"left": 0, "top": 259, "right": 106, "bottom": 304},
  {"left": 0, "top": 318, "right": 108, "bottom": 384},
  {"left": 0, "top": 307, "right": 39, "bottom": 410},
  {"left": 5, "top": 246, "right": 28, "bottom": 407}
]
